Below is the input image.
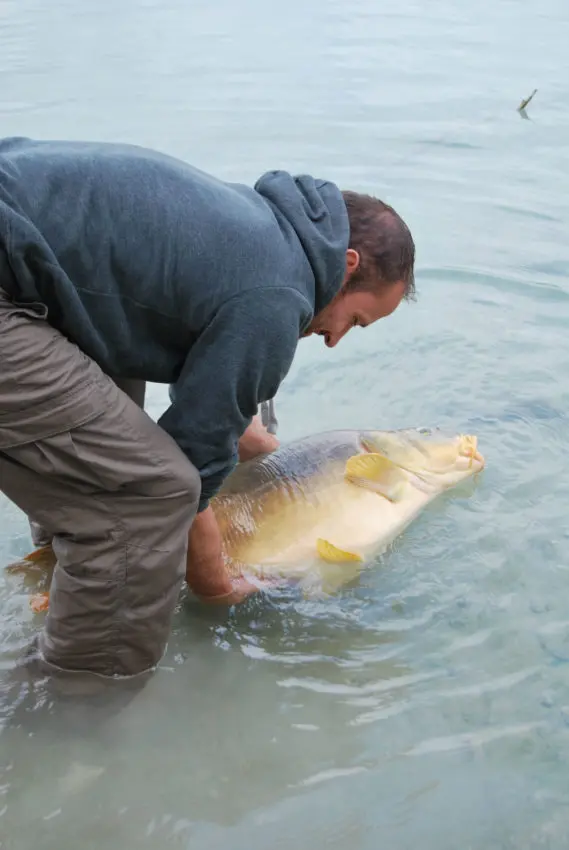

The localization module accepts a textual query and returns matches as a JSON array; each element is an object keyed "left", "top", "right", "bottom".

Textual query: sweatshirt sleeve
[{"left": 157, "top": 286, "right": 312, "bottom": 512}]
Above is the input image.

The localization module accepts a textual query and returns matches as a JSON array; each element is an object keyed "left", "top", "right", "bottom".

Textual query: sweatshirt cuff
[{"left": 197, "top": 496, "right": 210, "bottom": 513}]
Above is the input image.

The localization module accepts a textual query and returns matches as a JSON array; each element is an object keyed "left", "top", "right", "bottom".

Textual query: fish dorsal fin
[
  {"left": 316, "top": 538, "right": 363, "bottom": 563},
  {"left": 344, "top": 452, "right": 407, "bottom": 501}
]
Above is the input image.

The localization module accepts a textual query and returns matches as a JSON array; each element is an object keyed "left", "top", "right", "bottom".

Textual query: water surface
[{"left": 1, "top": 0, "right": 569, "bottom": 847}]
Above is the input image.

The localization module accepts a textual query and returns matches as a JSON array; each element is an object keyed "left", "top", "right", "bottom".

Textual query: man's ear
[{"left": 345, "top": 248, "right": 360, "bottom": 277}]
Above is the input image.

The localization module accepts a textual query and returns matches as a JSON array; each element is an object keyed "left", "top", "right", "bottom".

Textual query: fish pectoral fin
[
  {"left": 344, "top": 452, "right": 407, "bottom": 501},
  {"left": 316, "top": 538, "right": 363, "bottom": 564}
]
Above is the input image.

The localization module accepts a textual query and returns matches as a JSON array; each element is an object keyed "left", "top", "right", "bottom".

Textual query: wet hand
[
  {"left": 194, "top": 575, "right": 265, "bottom": 605},
  {"left": 237, "top": 415, "right": 279, "bottom": 462}
]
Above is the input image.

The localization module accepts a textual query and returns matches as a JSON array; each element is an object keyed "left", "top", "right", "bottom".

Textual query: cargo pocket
[
  {"left": 48, "top": 497, "right": 126, "bottom": 585},
  {"left": 0, "top": 287, "right": 112, "bottom": 447}
]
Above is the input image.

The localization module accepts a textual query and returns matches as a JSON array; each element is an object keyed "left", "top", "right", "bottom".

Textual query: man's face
[{"left": 303, "top": 249, "right": 406, "bottom": 348}]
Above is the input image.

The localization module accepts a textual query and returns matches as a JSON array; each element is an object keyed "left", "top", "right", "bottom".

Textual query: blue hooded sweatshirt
[{"left": 0, "top": 137, "right": 350, "bottom": 511}]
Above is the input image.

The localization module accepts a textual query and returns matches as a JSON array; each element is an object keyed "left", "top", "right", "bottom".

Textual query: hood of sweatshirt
[{"left": 253, "top": 169, "right": 350, "bottom": 317}]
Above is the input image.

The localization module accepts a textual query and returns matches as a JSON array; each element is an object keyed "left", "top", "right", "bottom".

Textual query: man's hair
[{"left": 341, "top": 190, "right": 416, "bottom": 300}]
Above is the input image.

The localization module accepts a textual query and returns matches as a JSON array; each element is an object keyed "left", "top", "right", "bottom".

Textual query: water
[{"left": 1, "top": 0, "right": 569, "bottom": 846}]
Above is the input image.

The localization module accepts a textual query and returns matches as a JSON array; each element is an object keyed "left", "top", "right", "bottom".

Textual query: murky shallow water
[{"left": 2, "top": 0, "right": 569, "bottom": 846}]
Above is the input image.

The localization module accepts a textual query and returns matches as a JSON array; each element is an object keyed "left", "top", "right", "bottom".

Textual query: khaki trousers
[{"left": 0, "top": 289, "right": 200, "bottom": 679}]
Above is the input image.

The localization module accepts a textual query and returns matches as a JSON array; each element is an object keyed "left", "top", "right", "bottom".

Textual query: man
[{"left": 0, "top": 136, "right": 415, "bottom": 680}]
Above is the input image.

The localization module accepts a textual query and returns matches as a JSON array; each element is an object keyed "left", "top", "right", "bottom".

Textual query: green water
[{"left": 2, "top": 0, "right": 569, "bottom": 847}]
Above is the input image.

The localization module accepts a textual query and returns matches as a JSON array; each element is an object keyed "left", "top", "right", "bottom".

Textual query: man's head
[{"left": 303, "top": 191, "right": 416, "bottom": 347}]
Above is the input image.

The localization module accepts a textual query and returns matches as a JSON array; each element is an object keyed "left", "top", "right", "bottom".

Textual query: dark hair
[{"left": 341, "top": 190, "right": 416, "bottom": 300}]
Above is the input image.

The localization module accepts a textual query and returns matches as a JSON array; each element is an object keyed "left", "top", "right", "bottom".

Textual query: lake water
[{"left": 1, "top": 0, "right": 569, "bottom": 846}]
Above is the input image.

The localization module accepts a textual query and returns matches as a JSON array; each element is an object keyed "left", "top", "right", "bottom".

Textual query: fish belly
[{"left": 236, "top": 483, "right": 429, "bottom": 581}]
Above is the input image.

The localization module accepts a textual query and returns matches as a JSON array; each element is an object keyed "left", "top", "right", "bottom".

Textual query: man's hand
[
  {"left": 186, "top": 506, "right": 260, "bottom": 605},
  {"left": 238, "top": 414, "right": 279, "bottom": 462}
]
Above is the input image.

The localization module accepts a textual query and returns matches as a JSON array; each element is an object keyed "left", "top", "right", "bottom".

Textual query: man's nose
[{"left": 326, "top": 325, "right": 350, "bottom": 348}]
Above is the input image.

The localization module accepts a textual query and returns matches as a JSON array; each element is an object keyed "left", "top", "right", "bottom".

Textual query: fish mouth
[{"left": 457, "top": 435, "right": 485, "bottom": 470}]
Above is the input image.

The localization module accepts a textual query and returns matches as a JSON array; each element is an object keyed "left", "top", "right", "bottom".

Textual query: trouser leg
[
  {"left": 0, "top": 290, "right": 200, "bottom": 677},
  {"left": 26, "top": 375, "right": 147, "bottom": 548}
]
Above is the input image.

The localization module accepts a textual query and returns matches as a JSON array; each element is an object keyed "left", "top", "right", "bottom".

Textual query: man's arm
[
  {"left": 188, "top": 408, "right": 279, "bottom": 601},
  {"left": 158, "top": 288, "right": 311, "bottom": 601}
]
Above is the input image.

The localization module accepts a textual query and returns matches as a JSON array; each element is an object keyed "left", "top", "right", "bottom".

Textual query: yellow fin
[
  {"left": 316, "top": 538, "right": 363, "bottom": 564},
  {"left": 344, "top": 452, "right": 407, "bottom": 501}
]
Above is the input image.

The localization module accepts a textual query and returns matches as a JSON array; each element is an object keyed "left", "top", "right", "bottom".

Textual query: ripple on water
[{"left": 420, "top": 266, "right": 569, "bottom": 304}]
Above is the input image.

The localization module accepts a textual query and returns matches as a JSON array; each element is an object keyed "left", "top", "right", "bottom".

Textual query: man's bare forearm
[
  {"left": 186, "top": 506, "right": 263, "bottom": 605},
  {"left": 186, "top": 506, "right": 233, "bottom": 598}
]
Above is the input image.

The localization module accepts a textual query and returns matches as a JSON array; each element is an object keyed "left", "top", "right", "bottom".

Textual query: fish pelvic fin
[
  {"left": 316, "top": 538, "right": 363, "bottom": 564},
  {"left": 344, "top": 453, "right": 407, "bottom": 501}
]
